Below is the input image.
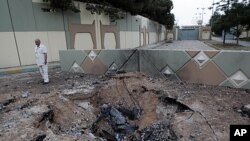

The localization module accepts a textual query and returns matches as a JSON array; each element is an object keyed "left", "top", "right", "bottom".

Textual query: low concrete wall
[
  {"left": 59, "top": 49, "right": 250, "bottom": 90},
  {"left": 140, "top": 50, "right": 250, "bottom": 90},
  {"left": 59, "top": 49, "right": 139, "bottom": 75}
]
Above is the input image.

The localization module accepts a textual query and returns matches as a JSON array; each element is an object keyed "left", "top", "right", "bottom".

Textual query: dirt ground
[{"left": 0, "top": 68, "right": 250, "bottom": 141}]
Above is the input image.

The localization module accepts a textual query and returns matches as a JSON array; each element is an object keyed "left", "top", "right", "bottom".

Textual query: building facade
[{"left": 0, "top": 0, "right": 167, "bottom": 68}]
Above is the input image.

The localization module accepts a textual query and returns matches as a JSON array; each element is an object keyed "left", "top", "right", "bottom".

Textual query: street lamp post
[
  {"left": 196, "top": 7, "right": 206, "bottom": 26},
  {"left": 212, "top": 0, "right": 214, "bottom": 16},
  {"left": 209, "top": 0, "right": 215, "bottom": 40}
]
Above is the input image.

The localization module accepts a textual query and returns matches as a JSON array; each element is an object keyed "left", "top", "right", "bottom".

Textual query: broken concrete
[{"left": 242, "top": 104, "right": 250, "bottom": 117}]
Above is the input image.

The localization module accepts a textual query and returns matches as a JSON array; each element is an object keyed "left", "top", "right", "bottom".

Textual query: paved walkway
[
  {"left": 152, "top": 40, "right": 216, "bottom": 50},
  {"left": 212, "top": 37, "right": 250, "bottom": 47}
]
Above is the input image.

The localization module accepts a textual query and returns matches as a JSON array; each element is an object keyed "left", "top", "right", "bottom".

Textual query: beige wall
[
  {"left": 201, "top": 32, "right": 210, "bottom": 40},
  {"left": 75, "top": 33, "right": 93, "bottom": 50},
  {"left": 120, "top": 31, "right": 140, "bottom": 49},
  {"left": 75, "top": 3, "right": 165, "bottom": 50},
  {"left": 240, "top": 31, "right": 250, "bottom": 38},
  {"left": 0, "top": 32, "right": 20, "bottom": 68},
  {"left": 201, "top": 27, "right": 211, "bottom": 40},
  {"left": 104, "top": 33, "right": 116, "bottom": 49},
  {"left": 15, "top": 32, "right": 42, "bottom": 65},
  {"left": 79, "top": 3, "right": 95, "bottom": 24},
  {"left": 48, "top": 32, "right": 67, "bottom": 61},
  {"left": 149, "top": 32, "right": 157, "bottom": 44},
  {"left": 13, "top": 32, "right": 67, "bottom": 66},
  {"left": 146, "top": 33, "right": 149, "bottom": 44},
  {"left": 160, "top": 32, "right": 165, "bottom": 41},
  {"left": 76, "top": 2, "right": 111, "bottom": 50},
  {"left": 0, "top": 31, "right": 66, "bottom": 68},
  {"left": 140, "top": 33, "right": 144, "bottom": 46},
  {"left": 167, "top": 33, "right": 174, "bottom": 40}
]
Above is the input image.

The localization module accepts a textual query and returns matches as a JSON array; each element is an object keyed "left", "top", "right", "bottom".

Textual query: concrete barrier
[{"left": 60, "top": 49, "right": 250, "bottom": 89}]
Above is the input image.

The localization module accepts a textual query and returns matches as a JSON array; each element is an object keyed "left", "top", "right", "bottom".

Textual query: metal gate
[{"left": 178, "top": 28, "right": 199, "bottom": 40}]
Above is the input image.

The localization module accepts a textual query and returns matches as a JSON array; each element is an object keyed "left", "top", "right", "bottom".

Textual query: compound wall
[
  {"left": 60, "top": 49, "right": 250, "bottom": 90},
  {"left": 0, "top": 0, "right": 166, "bottom": 68}
]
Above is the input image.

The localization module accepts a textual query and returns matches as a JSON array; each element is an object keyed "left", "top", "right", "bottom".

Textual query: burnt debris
[{"left": 91, "top": 104, "right": 139, "bottom": 140}]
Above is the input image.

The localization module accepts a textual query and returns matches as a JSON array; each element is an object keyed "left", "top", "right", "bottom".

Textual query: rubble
[
  {"left": 22, "top": 91, "right": 29, "bottom": 98},
  {"left": 91, "top": 104, "right": 138, "bottom": 140},
  {"left": 77, "top": 102, "right": 93, "bottom": 111},
  {"left": 32, "top": 134, "right": 46, "bottom": 141},
  {"left": 0, "top": 69, "right": 250, "bottom": 141},
  {"left": 242, "top": 104, "right": 250, "bottom": 117}
]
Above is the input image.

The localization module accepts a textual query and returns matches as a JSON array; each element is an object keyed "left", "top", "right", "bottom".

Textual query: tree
[
  {"left": 226, "top": 2, "right": 246, "bottom": 44},
  {"left": 210, "top": 0, "right": 250, "bottom": 45},
  {"left": 215, "top": 0, "right": 235, "bottom": 45},
  {"left": 139, "top": 0, "right": 174, "bottom": 29},
  {"left": 241, "top": 2, "right": 250, "bottom": 37},
  {"left": 210, "top": 12, "right": 223, "bottom": 36}
]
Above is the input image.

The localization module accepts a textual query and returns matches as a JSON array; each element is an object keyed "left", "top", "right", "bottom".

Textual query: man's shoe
[{"left": 43, "top": 82, "right": 49, "bottom": 85}]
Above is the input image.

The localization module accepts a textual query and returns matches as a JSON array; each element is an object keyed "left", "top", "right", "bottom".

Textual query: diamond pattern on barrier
[
  {"left": 70, "top": 62, "right": 84, "bottom": 73},
  {"left": 230, "top": 70, "right": 248, "bottom": 87},
  {"left": 162, "top": 66, "right": 174, "bottom": 75},
  {"left": 106, "top": 62, "right": 118, "bottom": 75},
  {"left": 110, "top": 63, "right": 118, "bottom": 71},
  {"left": 194, "top": 51, "right": 210, "bottom": 67},
  {"left": 88, "top": 51, "right": 97, "bottom": 61}
]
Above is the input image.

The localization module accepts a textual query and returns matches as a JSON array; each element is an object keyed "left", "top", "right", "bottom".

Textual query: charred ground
[{"left": 0, "top": 68, "right": 250, "bottom": 141}]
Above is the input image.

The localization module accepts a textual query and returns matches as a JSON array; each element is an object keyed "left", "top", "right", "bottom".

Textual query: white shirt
[{"left": 35, "top": 44, "right": 47, "bottom": 66}]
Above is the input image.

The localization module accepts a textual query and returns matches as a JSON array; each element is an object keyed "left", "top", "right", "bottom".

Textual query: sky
[{"left": 172, "top": 0, "right": 219, "bottom": 26}]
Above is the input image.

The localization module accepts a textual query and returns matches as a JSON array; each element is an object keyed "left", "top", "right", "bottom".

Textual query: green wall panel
[
  {"left": 32, "top": 3, "right": 64, "bottom": 31},
  {"left": 141, "top": 50, "right": 191, "bottom": 72},
  {"left": 120, "top": 50, "right": 139, "bottom": 72},
  {"left": 140, "top": 52, "right": 165, "bottom": 78},
  {"left": 3, "top": 0, "right": 80, "bottom": 32},
  {"left": 242, "top": 82, "right": 250, "bottom": 89},
  {"left": 213, "top": 51, "right": 250, "bottom": 78},
  {"left": 8, "top": 0, "right": 36, "bottom": 31},
  {"left": 220, "top": 80, "right": 235, "bottom": 88},
  {"left": 98, "top": 50, "right": 135, "bottom": 68},
  {"left": 59, "top": 50, "right": 87, "bottom": 71},
  {"left": 0, "top": 0, "right": 13, "bottom": 32}
]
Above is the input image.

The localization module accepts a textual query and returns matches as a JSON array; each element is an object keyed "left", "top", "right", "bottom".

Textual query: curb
[
  {"left": 203, "top": 41, "right": 220, "bottom": 50},
  {"left": 0, "top": 63, "right": 60, "bottom": 76}
]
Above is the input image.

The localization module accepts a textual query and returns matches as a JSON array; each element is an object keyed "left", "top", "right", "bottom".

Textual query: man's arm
[
  {"left": 42, "top": 45, "right": 48, "bottom": 65},
  {"left": 44, "top": 53, "right": 47, "bottom": 65}
]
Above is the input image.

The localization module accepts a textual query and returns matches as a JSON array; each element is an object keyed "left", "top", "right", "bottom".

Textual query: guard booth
[{"left": 178, "top": 26, "right": 200, "bottom": 40}]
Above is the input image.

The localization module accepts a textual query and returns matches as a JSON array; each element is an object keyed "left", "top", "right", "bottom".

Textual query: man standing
[{"left": 35, "top": 39, "right": 49, "bottom": 84}]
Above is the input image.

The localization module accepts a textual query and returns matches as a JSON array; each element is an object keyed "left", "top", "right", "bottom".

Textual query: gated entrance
[{"left": 178, "top": 28, "right": 199, "bottom": 40}]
